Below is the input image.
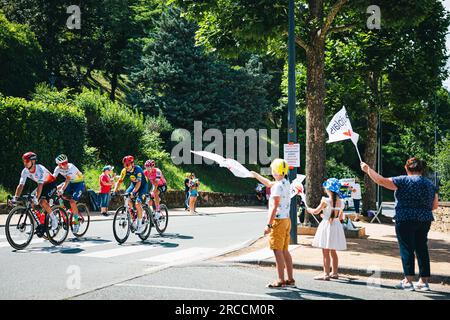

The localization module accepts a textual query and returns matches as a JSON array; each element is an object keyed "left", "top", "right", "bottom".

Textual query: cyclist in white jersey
[{"left": 13, "top": 152, "right": 59, "bottom": 230}]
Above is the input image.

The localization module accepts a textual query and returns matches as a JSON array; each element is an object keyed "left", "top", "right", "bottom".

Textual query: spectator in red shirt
[{"left": 99, "top": 165, "right": 115, "bottom": 216}]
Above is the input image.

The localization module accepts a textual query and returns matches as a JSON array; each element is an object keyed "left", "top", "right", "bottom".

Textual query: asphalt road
[
  {"left": 0, "top": 207, "right": 448, "bottom": 300},
  {"left": 0, "top": 209, "right": 265, "bottom": 299}
]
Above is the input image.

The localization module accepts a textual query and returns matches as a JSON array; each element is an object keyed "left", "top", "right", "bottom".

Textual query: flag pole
[{"left": 354, "top": 142, "right": 363, "bottom": 163}]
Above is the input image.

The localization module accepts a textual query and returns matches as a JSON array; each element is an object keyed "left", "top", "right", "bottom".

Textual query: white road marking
[
  {"left": 79, "top": 244, "right": 157, "bottom": 258},
  {"left": 33, "top": 240, "right": 113, "bottom": 253},
  {"left": 0, "top": 238, "right": 46, "bottom": 248},
  {"left": 223, "top": 245, "right": 300, "bottom": 262},
  {"left": 115, "top": 283, "right": 276, "bottom": 299},
  {"left": 140, "top": 247, "right": 215, "bottom": 263}
]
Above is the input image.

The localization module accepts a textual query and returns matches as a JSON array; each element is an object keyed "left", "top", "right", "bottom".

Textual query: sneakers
[
  {"left": 413, "top": 282, "right": 431, "bottom": 292},
  {"left": 50, "top": 213, "right": 58, "bottom": 231},
  {"left": 154, "top": 211, "right": 161, "bottom": 220},
  {"left": 395, "top": 281, "right": 415, "bottom": 291}
]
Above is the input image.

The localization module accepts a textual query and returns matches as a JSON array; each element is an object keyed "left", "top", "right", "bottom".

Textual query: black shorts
[
  {"left": 157, "top": 184, "right": 167, "bottom": 194},
  {"left": 33, "top": 181, "right": 57, "bottom": 201}
]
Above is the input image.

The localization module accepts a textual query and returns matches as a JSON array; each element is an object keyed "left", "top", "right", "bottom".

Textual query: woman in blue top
[{"left": 361, "top": 157, "right": 438, "bottom": 292}]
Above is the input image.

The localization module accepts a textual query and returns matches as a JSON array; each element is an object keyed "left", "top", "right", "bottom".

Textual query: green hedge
[
  {"left": 0, "top": 96, "right": 86, "bottom": 190},
  {"left": 75, "top": 89, "right": 146, "bottom": 166}
]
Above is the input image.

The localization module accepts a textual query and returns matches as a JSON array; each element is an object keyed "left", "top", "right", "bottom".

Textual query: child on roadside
[
  {"left": 251, "top": 158, "right": 295, "bottom": 288},
  {"left": 99, "top": 165, "right": 115, "bottom": 216},
  {"left": 307, "top": 178, "right": 347, "bottom": 281}
]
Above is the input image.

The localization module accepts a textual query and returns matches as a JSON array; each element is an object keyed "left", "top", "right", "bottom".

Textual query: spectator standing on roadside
[
  {"left": 99, "top": 165, "right": 115, "bottom": 216},
  {"left": 351, "top": 178, "right": 362, "bottom": 222}
]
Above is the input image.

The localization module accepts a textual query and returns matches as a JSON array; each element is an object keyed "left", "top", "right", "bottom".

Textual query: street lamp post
[{"left": 287, "top": 0, "right": 298, "bottom": 244}]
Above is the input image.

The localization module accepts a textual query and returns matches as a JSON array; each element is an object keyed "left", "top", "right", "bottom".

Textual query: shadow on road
[
  {"left": 265, "top": 287, "right": 362, "bottom": 300},
  {"left": 158, "top": 233, "right": 194, "bottom": 240}
]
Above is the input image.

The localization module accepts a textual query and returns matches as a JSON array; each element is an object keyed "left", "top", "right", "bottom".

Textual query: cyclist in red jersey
[{"left": 144, "top": 160, "right": 167, "bottom": 216}]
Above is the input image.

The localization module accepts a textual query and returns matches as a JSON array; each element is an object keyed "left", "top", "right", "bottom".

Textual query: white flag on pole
[
  {"left": 190, "top": 150, "right": 253, "bottom": 178},
  {"left": 290, "top": 174, "right": 308, "bottom": 206},
  {"left": 326, "top": 106, "right": 362, "bottom": 161}
]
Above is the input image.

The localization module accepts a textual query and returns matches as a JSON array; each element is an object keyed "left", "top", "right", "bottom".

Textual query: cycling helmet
[
  {"left": 144, "top": 159, "right": 155, "bottom": 168},
  {"left": 55, "top": 154, "right": 68, "bottom": 164},
  {"left": 22, "top": 152, "right": 37, "bottom": 161},
  {"left": 122, "top": 155, "right": 134, "bottom": 165},
  {"left": 270, "top": 158, "right": 289, "bottom": 176}
]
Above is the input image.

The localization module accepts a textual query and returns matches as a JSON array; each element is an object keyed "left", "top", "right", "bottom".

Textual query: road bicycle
[
  {"left": 50, "top": 193, "right": 90, "bottom": 238},
  {"left": 146, "top": 192, "right": 169, "bottom": 235},
  {"left": 112, "top": 193, "right": 152, "bottom": 244},
  {"left": 5, "top": 194, "right": 69, "bottom": 250}
]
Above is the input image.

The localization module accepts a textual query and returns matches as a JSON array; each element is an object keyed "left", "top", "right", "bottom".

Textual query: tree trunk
[
  {"left": 303, "top": 0, "right": 326, "bottom": 226},
  {"left": 305, "top": 39, "right": 326, "bottom": 224},
  {"left": 110, "top": 71, "right": 118, "bottom": 101},
  {"left": 362, "top": 73, "right": 379, "bottom": 214}
]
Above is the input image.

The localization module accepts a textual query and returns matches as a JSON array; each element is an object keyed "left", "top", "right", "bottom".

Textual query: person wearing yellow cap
[{"left": 251, "top": 158, "right": 295, "bottom": 288}]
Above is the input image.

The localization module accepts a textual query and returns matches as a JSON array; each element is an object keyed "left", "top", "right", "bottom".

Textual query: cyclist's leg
[
  {"left": 135, "top": 184, "right": 148, "bottom": 220},
  {"left": 69, "top": 182, "right": 84, "bottom": 215},
  {"left": 126, "top": 184, "right": 135, "bottom": 212},
  {"left": 156, "top": 185, "right": 167, "bottom": 211},
  {"left": 154, "top": 186, "right": 161, "bottom": 211},
  {"left": 40, "top": 182, "right": 57, "bottom": 214}
]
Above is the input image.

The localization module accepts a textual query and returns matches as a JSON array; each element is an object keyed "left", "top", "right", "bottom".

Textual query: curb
[{"left": 234, "top": 259, "right": 450, "bottom": 285}]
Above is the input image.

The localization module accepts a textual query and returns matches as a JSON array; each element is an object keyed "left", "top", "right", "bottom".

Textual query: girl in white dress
[{"left": 307, "top": 178, "right": 347, "bottom": 280}]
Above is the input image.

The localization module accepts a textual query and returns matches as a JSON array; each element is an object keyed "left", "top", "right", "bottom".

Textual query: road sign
[{"left": 284, "top": 143, "right": 300, "bottom": 167}]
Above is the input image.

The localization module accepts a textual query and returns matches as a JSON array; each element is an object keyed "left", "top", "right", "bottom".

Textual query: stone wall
[
  {"left": 432, "top": 202, "right": 450, "bottom": 233},
  {"left": 106, "top": 190, "right": 261, "bottom": 210}
]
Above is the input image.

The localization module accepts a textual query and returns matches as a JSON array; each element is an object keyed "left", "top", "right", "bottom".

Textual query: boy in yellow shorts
[{"left": 251, "top": 158, "right": 295, "bottom": 288}]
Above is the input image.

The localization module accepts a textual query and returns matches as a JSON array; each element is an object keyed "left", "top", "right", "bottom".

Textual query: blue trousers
[{"left": 395, "top": 221, "right": 432, "bottom": 278}]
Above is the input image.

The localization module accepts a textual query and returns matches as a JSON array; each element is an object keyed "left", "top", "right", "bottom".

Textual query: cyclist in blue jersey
[{"left": 113, "top": 155, "right": 148, "bottom": 234}]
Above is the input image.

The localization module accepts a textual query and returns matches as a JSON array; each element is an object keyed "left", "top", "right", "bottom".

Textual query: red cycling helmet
[
  {"left": 144, "top": 159, "right": 155, "bottom": 168},
  {"left": 22, "top": 152, "right": 37, "bottom": 161},
  {"left": 122, "top": 155, "right": 134, "bottom": 165}
]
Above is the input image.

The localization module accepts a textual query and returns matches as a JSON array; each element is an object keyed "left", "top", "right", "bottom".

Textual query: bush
[
  {"left": 75, "top": 89, "right": 146, "bottom": 166},
  {"left": 0, "top": 95, "right": 86, "bottom": 190},
  {"left": 0, "top": 12, "right": 44, "bottom": 97},
  {"left": 436, "top": 137, "right": 450, "bottom": 201},
  {"left": 326, "top": 158, "right": 359, "bottom": 180}
]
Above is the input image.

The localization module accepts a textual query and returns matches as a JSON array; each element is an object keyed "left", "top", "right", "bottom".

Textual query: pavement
[{"left": 216, "top": 220, "right": 450, "bottom": 285}]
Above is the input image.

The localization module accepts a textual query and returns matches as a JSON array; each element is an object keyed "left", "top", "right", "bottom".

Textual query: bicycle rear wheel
[
  {"left": 113, "top": 206, "right": 130, "bottom": 244},
  {"left": 138, "top": 206, "right": 152, "bottom": 241},
  {"left": 71, "top": 203, "right": 90, "bottom": 237},
  {"left": 154, "top": 204, "right": 169, "bottom": 234},
  {"left": 46, "top": 207, "right": 70, "bottom": 246},
  {"left": 5, "top": 207, "right": 34, "bottom": 250}
]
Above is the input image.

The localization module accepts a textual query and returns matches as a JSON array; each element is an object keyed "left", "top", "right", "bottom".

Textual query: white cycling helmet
[{"left": 55, "top": 154, "right": 68, "bottom": 164}]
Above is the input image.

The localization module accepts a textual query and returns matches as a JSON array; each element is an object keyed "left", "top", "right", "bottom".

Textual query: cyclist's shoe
[
  {"left": 50, "top": 213, "right": 58, "bottom": 230},
  {"left": 154, "top": 211, "right": 161, "bottom": 220},
  {"left": 72, "top": 223, "right": 80, "bottom": 234},
  {"left": 135, "top": 224, "right": 145, "bottom": 235}
]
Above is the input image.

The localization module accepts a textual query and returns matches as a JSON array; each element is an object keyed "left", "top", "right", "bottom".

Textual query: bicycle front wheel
[
  {"left": 71, "top": 203, "right": 90, "bottom": 237},
  {"left": 5, "top": 207, "right": 34, "bottom": 250},
  {"left": 154, "top": 204, "right": 169, "bottom": 234},
  {"left": 113, "top": 206, "right": 130, "bottom": 244},
  {"left": 138, "top": 206, "right": 152, "bottom": 241},
  {"left": 46, "top": 207, "right": 70, "bottom": 246}
]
